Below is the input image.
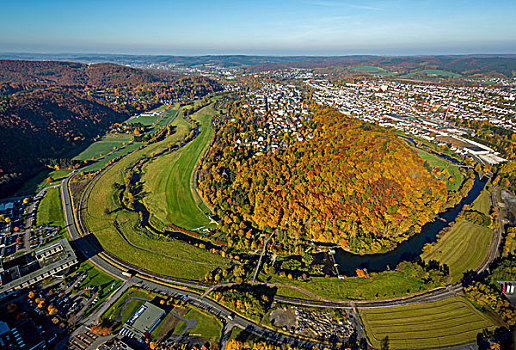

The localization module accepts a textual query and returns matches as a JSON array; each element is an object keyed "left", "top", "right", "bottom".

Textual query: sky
[{"left": 1, "top": 0, "right": 515, "bottom": 56}]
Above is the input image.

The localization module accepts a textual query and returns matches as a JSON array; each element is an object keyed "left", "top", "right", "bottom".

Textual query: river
[{"left": 334, "top": 175, "right": 486, "bottom": 275}]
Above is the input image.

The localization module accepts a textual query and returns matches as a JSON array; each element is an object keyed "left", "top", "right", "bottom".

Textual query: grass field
[
  {"left": 36, "top": 187, "right": 66, "bottom": 228},
  {"left": 73, "top": 134, "right": 133, "bottom": 161},
  {"left": 74, "top": 261, "right": 123, "bottom": 316},
  {"left": 421, "top": 220, "right": 494, "bottom": 282},
  {"left": 415, "top": 148, "right": 464, "bottom": 191},
  {"left": 472, "top": 189, "right": 491, "bottom": 215},
  {"left": 173, "top": 307, "right": 222, "bottom": 341},
  {"left": 359, "top": 297, "right": 498, "bottom": 349},
  {"left": 120, "top": 299, "right": 147, "bottom": 323},
  {"left": 101, "top": 287, "right": 157, "bottom": 323},
  {"left": 271, "top": 270, "right": 435, "bottom": 301},
  {"left": 81, "top": 142, "right": 143, "bottom": 172},
  {"left": 142, "top": 104, "right": 215, "bottom": 230},
  {"left": 17, "top": 169, "right": 72, "bottom": 195},
  {"left": 407, "top": 69, "right": 461, "bottom": 78},
  {"left": 84, "top": 104, "right": 229, "bottom": 281}
]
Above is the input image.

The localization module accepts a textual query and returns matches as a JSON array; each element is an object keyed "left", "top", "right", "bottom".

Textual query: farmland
[
  {"left": 414, "top": 148, "right": 464, "bottom": 191},
  {"left": 421, "top": 220, "right": 494, "bottom": 282},
  {"left": 72, "top": 106, "right": 179, "bottom": 172},
  {"left": 17, "top": 169, "right": 71, "bottom": 195},
  {"left": 142, "top": 104, "right": 216, "bottom": 230},
  {"left": 81, "top": 142, "right": 143, "bottom": 172},
  {"left": 73, "top": 134, "right": 133, "bottom": 162},
  {"left": 350, "top": 65, "right": 386, "bottom": 73},
  {"left": 271, "top": 270, "right": 434, "bottom": 301},
  {"left": 472, "top": 188, "right": 491, "bottom": 215},
  {"left": 83, "top": 103, "right": 229, "bottom": 281},
  {"left": 359, "top": 297, "right": 498, "bottom": 349}
]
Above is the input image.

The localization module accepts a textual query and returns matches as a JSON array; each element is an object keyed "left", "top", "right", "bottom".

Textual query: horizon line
[{"left": 1, "top": 51, "right": 516, "bottom": 59}]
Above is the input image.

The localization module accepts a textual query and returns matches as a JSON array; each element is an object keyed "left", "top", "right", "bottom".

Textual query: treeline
[
  {"left": 226, "top": 340, "right": 329, "bottom": 350},
  {"left": 0, "top": 86, "right": 128, "bottom": 195},
  {"left": 464, "top": 282, "right": 515, "bottom": 327},
  {"left": 0, "top": 60, "right": 221, "bottom": 197},
  {"left": 445, "top": 176, "right": 475, "bottom": 208},
  {"left": 0, "top": 60, "right": 180, "bottom": 88},
  {"left": 456, "top": 118, "right": 515, "bottom": 160},
  {"left": 200, "top": 102, "right": 447, "bottom": 254},
  {"left": 462, "top": 257, "right": 516, "bottom": 329},
  {"left": 459, "top": 209, "right": 493, "bottom": 227},
  {"left": 92, "top": 75, "right": 221, "bottom": 112},
  {"left": 492, "top": 161, "right": 516, "bottom": 192},
  {"left": 210, "top": 284, "right": 275, "bottom": 320}
]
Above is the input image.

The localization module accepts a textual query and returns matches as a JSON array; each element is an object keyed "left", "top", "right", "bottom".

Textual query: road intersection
[{"left": 58, "top": 146, "right": 506, "bottom": 349}]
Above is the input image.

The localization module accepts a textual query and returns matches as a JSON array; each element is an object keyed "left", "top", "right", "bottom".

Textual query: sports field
[
  {"left": 359, "top": 297, "right": 498, "bottom": 349},
  {"left": 142, "top": 104, "right": 215, "bottom": 230},
  {"left": 421, "top": 220, "right": 493, "bottom": 282},
  {"left": 126, "top": 105, "right": 176, "bottom": 130},
  {"left": 83, "top": 104, "right": 229, "bottom": 281}
]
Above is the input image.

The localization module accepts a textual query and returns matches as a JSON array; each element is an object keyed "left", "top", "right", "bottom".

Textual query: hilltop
[
  {"left": 200, "top": 104, "right": 448, "bottom": 254},
  {"left": 0, "top": 60, "right": 221, "bottom": 196}
]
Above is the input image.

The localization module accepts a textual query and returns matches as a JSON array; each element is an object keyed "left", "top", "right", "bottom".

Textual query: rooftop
[{"left": 121, "top": 301, "right": 165, "bottom": 338}]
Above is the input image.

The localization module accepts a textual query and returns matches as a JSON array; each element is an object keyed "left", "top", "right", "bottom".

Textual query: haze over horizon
[{"left": 1, "top": 0, "right": 516, "bottom": 56}]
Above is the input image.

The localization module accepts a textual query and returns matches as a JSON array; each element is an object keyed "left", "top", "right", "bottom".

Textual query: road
[
  {"left": 252, "top": 230, "right": 275, "bottom": 283},
  {"left": 62, "top": 171, "right": 346, "bottom": 348},
  {"left": 60, "top": 158, "right": 476, "bottom": 349},
  {"left": 20, "top": 183, "right": 60, "bottom": 254},
  {"left": 478, "top": 186, "right": 503, "bottom": 273},
  {"left": 58, "top": 116, "right": 505, "bottom": 350}
]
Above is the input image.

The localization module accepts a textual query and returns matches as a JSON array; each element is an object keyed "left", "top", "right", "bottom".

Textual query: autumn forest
[{"left": 199, "top": 102, "right": 448, "bottom": 254}]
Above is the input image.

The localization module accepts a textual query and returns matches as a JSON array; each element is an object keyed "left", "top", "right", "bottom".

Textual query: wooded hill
[
  {"left": 0, "top": 60, "right": 221, "bottom": 196},
  {"left": 200, "top": 104, "right": 447, "bottom": 254},
  {"left": 0, "top": 60, "right": 180, "bottom": 87}
]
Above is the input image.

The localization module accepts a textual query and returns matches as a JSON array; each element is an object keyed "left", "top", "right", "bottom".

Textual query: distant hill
[
  {"left": 0, "top": 60, "right": 221, "bottom": 197},
  {"left": 1, "top": 53, "right": 514, "bottom": 78},
  {"left": 0, "top": 60, "right": 180, "bottom": 87}
]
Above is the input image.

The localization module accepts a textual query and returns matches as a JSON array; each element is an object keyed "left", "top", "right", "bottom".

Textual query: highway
[
  {"left": 60, "top": 150, "right": 343, "bottom": 349},
  {"left": 58, "top": 162, "right": 472, "bottom": 350},
  {"left": 58, "top": 122, "right": 505, "bottom": 349},
  {"left": 61, "top": 171, "right": 340, "bottom": 348}
]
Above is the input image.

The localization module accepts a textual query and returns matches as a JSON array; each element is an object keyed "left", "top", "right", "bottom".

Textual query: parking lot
[{"left": 1, "top": 190, "right": 62, "bottom": 262}]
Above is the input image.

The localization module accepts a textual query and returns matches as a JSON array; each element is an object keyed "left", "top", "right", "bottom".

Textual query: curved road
[
  {"left": 58, "top": 112, "right": 504, "bottom": 349},
  {"left": 61, "top": 153, "right": 343, "bottom": 349},
  {"left": 61, "top": 171, "right": 340, "bottom": 349}
]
